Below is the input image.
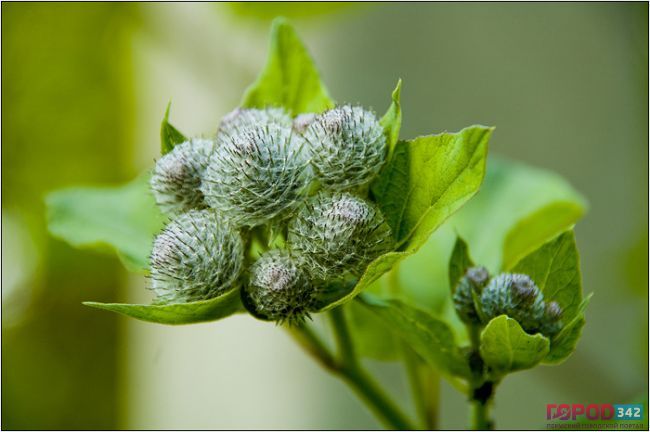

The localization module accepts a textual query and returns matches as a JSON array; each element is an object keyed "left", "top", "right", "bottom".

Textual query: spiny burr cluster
[
  {"left": 452, "top": 266, "right": 490, "bottom": 325},
  {"left": 150, "top": 138, "right": 216, "bottom": 216},
  {"left": 147, "top": 105, "right": 393, "bottom": 322},
  {"left": 216, "top": 107, "right": 293, "bottom": 146},
  {"left": 453, "top": 267, "right": 564, "bottom": 337},
  {"left": 245, "top": 250, "right": 313, "bottom": 324},
  {"left": 201, "top": 123, "right": 310, "bottom": 227},
  {"left": 288, "top": 192, "right": 393, "bottom": 280},
  {"left": 149, "top": 210, "right": 244, "bottom": 303},
  {"left": 302, "top": 105, "right": 386, "bottom": 190}
]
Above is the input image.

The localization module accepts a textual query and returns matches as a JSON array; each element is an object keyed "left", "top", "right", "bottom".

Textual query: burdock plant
[{"left": 46, "top": 18, "right": 591, "bottom": 430}]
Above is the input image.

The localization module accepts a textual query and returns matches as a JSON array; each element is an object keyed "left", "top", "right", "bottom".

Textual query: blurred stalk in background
[{"left": 2, "top": 3, "right": 137, "bottom": 429}]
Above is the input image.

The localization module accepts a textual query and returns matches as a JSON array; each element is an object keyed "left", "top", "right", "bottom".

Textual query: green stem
[
  {"left": 468, "top": 325, "right": 481, "bottom": 350},
  {"left": 287, "top": 322, "right": 338, "bottom": 372},
  {"left": 329, "top": 306, "right": 357, "bottom": 367},
  {"left": 328, "top": 306, "right": 415, "bottom": 430},
  {"left": 403, "top": 346, "right": 427, "bottom": 428},
  {"left": 424, "top": 368, "right": 440, "bottom": 429},
  {"left": 471, "top": 396, "right": 492, "bottom": 430},
  {"left": 288, "top": 309, "right": 416, "bottom": 430},
  {"left": 467, "top": 324, "right": 495, "bottom": 430},
  {"left": 403, "top": 346, "right": 440, "bottom": 429},
  {"left": 340, "top": 365, "right": 415, "bottom": 430}
]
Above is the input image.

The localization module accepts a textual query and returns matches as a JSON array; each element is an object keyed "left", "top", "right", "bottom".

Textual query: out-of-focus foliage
[
  {"left": 227, "top": 2, "right": 358, "bottom": 21},
  {"left": 47, "top": 175, "right": 165, "bottom": 272},
  {"left": 359, "top": 293, "right": 471, "bottom": 380}
]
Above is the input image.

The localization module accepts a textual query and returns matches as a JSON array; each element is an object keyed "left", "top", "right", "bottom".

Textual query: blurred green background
[{"left": 2, "top": 2, "right": 647, "bottom": 429}]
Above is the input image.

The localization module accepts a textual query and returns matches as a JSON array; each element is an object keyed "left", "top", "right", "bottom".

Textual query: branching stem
[{"left": 288, "top": 308, "right": 416, "bottom": 430}]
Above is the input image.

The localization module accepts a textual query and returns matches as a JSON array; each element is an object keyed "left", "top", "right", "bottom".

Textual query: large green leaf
[
  {"left": 480, "top": 315, "right": 550, "bottom": 375},
  {"left": 241, "top": 17, "right": 334, "bottom": 115},
  {"left": 358, "top": 293, "right": 471, "bottom": 379},
  {"left": 84, "top": 288, "right": 243, "bottom": 325},
  {"left": 46, "top": 174, "right": 166, "bottom": 272},
  {"left": 372, "top": 126, "right": 493, "bottom": 247},
  {"left": 160, "top": 101, "right": 187, "bottom": 155}
]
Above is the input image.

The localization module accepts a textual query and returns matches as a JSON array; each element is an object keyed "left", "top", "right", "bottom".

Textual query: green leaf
[
  {"left": 83, "top": 288, "right": 243, "bottom": 325},
  {"left": 480, "top": 315, "right": 550, "bottom": 375},
  {"left": 502, "top": 201, "right": 585, "bottom": 271},
  {"left": 512, "top": 230, "right": 582, "bottom": 322},
  {"left": 348, "top": 299, "right": 401, "bottom": 361},
  {"left": 449, "top": 236, "right": 474, "bottom": 294},
  {"left": 241, "top": 17, "right": 334, "bottom": 115},
  {"left": 358, "top": 293, "right": 471, "bottom": 379},
  {"left": 380, "top": 79, "right": 402, "bottom": 161},
  {"left": 511, "top": 230, "right": 589, "bottom": 364},
  {"left": 46, "top": 174, "right": 166, "bottom": 272},
  {"left": 451, "top": 157, "right": 587, "bottom": 272},
  {"left": 544, "top": 293, "right": 592, "bottom": 364},
  {"left": 372, "top": 125, "right": 493, "bottom": 248},
  {"left": 160, "top": 101, "right": 187, "bottom": 155},
  {"left": 317, "top": 251, "right": 404, "bottom": 311}
]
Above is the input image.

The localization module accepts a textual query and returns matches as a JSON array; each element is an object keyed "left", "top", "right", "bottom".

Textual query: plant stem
[
  {"left": 287, "top": 310, "right": 416, "bottom": 430},
  {"left": 467, "top": 324, "right": 495, "bottom": 430},
  {"left": 423, "top": 368, "right": 440, "bottom": 429},
  {"left": 468, "top": 325, "right": 481, "bottom": 350},
  {"left": 403, "top": 345, "right": 427, "bottom": 428},
  {"left": 339, "top": 362, "right": 414, "bottom": 430},
  {"left": 404, "top": 346, "right": 440, "bottom": 429},
  {"left": 329, "top": 306, "right": 357, "bottom": 367},
  {"left": 471, "top": 396, "right": 492, "bottom": 430},
  {"left": 328, "top": 306, "right": 416, "bottom": 430},
  {"left": 470, "top": 380, "right": 494, "bottom": 430},
  {"left": 287, "top": 322, "right": 338, "bottom": 373}
]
